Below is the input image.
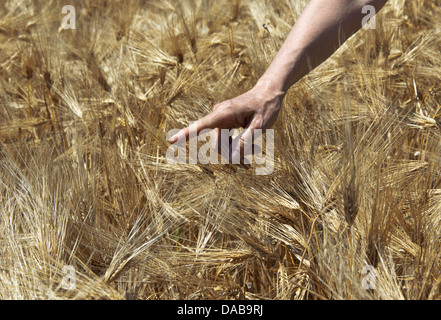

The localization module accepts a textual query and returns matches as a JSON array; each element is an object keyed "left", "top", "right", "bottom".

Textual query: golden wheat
[{"left": 1, "top": 0, "right": 441, "bottom": 300}]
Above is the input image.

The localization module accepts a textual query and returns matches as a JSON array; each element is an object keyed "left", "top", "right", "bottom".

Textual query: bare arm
[
  {"left": 169, "top": 0, "right": 388, "bottom": 155},
  {"left": 258, "top": 0, "right": 388, "bottom": 94}
]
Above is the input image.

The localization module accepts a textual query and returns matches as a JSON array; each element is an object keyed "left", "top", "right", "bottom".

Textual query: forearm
[
  {"left": 256, "top": 0, "right": 388, "bottom": 94},
  {"left": 172, "top": 0, "right": 390, "bottom": 141}
]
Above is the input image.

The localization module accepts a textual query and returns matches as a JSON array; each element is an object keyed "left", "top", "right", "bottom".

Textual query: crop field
[{"left": 1, "top": 0, "right": 441, "bottom": 300}]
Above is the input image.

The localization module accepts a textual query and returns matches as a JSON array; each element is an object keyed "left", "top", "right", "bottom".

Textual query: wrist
[{"left": 254, "top": 74, "right": 286, "bottom": 101}]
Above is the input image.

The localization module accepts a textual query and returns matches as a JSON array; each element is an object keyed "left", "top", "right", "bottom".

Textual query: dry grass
[{"left": 1, "top": 0, "right": 441, "bottom": 300}]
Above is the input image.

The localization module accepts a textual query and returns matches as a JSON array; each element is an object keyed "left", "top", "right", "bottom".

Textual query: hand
[{"left": 168, "top": 82, "right": 285, "bottom": 163}]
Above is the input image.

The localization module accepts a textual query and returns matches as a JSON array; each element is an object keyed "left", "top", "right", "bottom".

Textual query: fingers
[
  {"left": 230, "top": 126, "right": 252, "bottom": 164},
  {"left": 230, "top": 118, "right": 262, "bottom": 165},
  {"left": 168, "top": 110, "right": 225, "bottom": 144},
  {"left": 167, "top": 101, "right": 264, "bottom": 167}
]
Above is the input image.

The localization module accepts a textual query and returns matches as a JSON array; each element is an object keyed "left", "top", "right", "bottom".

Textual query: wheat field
[{"left": 0, "top": 0, "right": 441, "bottom": 300}]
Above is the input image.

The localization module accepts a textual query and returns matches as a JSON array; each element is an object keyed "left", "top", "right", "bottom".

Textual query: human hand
[{"left": 168, "top": 82, "right": 285, "bottom": 163}]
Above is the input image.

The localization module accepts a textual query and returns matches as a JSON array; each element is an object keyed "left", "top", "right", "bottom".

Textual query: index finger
[{"left": 168, "top": 111, "right": 223, "bottom": 143}]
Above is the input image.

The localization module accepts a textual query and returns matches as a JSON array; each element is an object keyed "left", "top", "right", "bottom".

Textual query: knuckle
[{"left": 214, "top": 100, "right": 233, "bottom": 112}]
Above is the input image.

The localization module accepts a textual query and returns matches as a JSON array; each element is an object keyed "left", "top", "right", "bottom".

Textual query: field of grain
[{"left": 1, "top": 0, "right": 441, "bottom": 300}]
